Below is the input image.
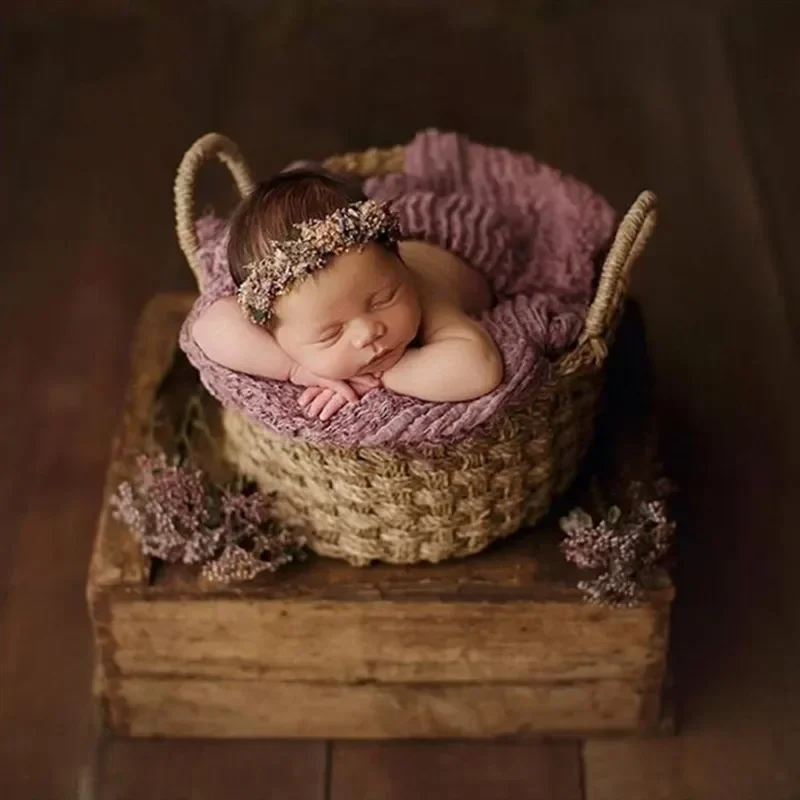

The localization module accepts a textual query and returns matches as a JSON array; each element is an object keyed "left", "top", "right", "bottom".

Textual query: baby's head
[{"left": 228, "top": 169, "right": 421, "bottom": 381}]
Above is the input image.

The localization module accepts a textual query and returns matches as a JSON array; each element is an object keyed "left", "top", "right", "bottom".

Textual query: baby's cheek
[
  {"left": 307, "top": 348, "right": 357, "bottom": 381},
  {"left": 394, "top": 299, "right": 419, "bottom": 339},
  {"left": 286, "top": 345, "right": 327, "bottom": 376},
  {"left": 314, "top": 350, "right": 341, "bottom": 377}
]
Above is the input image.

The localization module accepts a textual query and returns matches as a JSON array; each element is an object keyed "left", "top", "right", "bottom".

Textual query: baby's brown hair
[{"left": 227, "top": 167, "right": 367, "bottom": 287}]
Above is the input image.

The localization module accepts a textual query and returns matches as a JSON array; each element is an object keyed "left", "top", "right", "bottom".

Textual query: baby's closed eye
[
  {"left": 317, "top": 325, "right": 343, "bottom": 344},
  {"left": 371, "top": 286, "right": 398, "bottom": 308}
]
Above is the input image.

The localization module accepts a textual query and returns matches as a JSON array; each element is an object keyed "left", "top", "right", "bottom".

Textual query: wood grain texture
[
  {"left": 89, "top": 295, "right": 195, "bottom": 592},
  {"left": 585, "top": 730, "right": 800, "bottom": 800},
  {"left": 96, "top": 739, "right": 326, "bottom": 800},
  {"left": 115, "top": 677, "right": 647, "bottom": 739},
  {"left": 106, "top": 596, "right": 667, "bottom": 684},
  {"left": 330, "top": 741, "right": 583, "bottom": 800}
]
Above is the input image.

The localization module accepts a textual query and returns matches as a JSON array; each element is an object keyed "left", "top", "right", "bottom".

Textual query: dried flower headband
[{"left": 236, "top": 199, "right": 401, "bottom": 325}]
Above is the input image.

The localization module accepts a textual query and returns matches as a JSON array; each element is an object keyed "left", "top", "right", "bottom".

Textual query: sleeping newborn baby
[{"left": 192, "top": 168, "right": 503, "bottom": 421}]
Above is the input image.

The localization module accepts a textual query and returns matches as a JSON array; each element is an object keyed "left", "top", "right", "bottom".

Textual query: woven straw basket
[{"left": 174, "top": 133, "right": 657, "bottom": 566}]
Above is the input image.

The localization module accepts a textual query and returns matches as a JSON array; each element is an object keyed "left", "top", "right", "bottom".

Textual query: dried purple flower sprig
[
  {"left": 110, "top": 452, "right": 305, "bottom": 585},
  {"left": 559, "top": 479, "right": 676, "bottom": 608}
]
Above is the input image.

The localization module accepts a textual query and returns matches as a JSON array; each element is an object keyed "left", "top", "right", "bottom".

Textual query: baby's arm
[
  {"left": 192, "top": 296, "right": 297, "bottom": 381},
  {"left": 381, "top": 303, "right": 503, "bottom": 402}
]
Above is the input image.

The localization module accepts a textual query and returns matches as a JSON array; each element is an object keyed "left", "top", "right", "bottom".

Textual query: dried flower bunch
[
  {"left": 110, "top": 452, "right": 305, "bottom": 585},
  {"left": 237, "top": 199, "right": 401, "bottom": 324},
  {"left": 559, "top": 478, "right": 675, "bottom": 608}
]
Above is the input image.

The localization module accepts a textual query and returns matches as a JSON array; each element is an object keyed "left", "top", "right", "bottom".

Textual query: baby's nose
[{"left": 353, "top": 319, "right": 386, "bottom": 347}]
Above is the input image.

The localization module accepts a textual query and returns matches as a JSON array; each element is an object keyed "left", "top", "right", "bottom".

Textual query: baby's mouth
[{"left": 365, "top": 346, "right": 397, "bottom": 371}]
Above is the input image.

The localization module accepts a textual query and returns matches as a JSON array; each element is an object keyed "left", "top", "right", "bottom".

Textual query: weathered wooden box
[{"left": 87, "top": 293, "right": 674, "bottom": 739}]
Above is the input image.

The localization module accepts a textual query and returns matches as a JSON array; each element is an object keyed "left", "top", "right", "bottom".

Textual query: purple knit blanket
[{"left": 178, "top": 130, "right": 615, "bottom": 451}]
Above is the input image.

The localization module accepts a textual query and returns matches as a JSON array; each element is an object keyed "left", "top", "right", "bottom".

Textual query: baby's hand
[
  {"left": 293, "top": 369, "right": 381, "bottom": 421},
  {"left": 297, "top": 386, "right": 351, "bottom": 421},
  {"left": 290, "top": 364, "right": 358, "bottom": 399},
  {"left": 348, "top": 374, "right": 382, "bottom": 395}
]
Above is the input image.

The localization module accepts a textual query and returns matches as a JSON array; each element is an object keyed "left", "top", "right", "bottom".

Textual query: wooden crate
[{"left": 87, "top": 293, "right": 674, "bottom": 739}]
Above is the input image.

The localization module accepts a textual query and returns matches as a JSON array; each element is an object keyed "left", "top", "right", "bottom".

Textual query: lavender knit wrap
[{"left": 178, "top": 130, "right": 616, "bottom": 451}]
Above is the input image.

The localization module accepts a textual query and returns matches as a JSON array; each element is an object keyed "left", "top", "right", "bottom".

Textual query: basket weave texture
[{"left": 174, "top": 133, "right": 657, "bottom": 566}]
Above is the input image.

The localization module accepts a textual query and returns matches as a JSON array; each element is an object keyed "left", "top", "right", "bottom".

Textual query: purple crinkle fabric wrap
[{"left": 178, "top": 129, "right": 616, "bottom": 451}]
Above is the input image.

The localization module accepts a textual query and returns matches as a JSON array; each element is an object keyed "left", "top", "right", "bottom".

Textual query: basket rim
[{"left": 221, "top": 335, "right": 604, "bottom": 464}]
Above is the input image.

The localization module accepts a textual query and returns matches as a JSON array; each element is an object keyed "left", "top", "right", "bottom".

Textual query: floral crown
[{"left": 236, "top": 199, "right": 401, "bottom": 325}]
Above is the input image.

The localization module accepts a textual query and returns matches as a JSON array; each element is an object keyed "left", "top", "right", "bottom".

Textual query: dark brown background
[{"left": 1, "top": 1, "right": 798, "bottom": 797}]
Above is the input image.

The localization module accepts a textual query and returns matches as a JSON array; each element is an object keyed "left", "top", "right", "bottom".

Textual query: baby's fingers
[
  {"left": 321, "top": 378, "right": 358, "bottom": 403},
  {"left": 305, "top": 389, "right": 335, "bottom": 418},
  {"left": 298, "top": 386, "right": 324, "bottom": 408},
  {"left": 319, "top": 393, "right": 349, "bottom": 421}
]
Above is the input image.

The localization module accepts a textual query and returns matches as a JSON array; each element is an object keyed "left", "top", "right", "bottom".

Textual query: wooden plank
[
  {"left": 585, "top": 730, "right": 800, "bottom": 800},
  {"left": 114, "top": 677, "right": 646, "bottom": 739},
  {"left": 155, "top": 528, "right": 626, "bottom": 601},
  {"left": 156, "top": 540, "right": 671, "bottom": 603},
  {"left": 89, "top": 294, "right": 196, "bottom": 594},
  {"left": 0, "top": 588, "right": 97, "bottom": 798},
  {"left": 330, "top": 741, "right": 583, "bottom": 800},
  {"left": 96, "top": 740, "right": 326, "bottom": 800},
  {"left": 106, "top": 597, "right": 666, "bottom": 684}
]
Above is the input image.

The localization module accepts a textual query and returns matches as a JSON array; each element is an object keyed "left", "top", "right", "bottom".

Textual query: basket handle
[
  {"left": 174, "top": 133, "right": 256, "bottom": 290},
  {"left": 323, "top": 144, "right": 406, "bottom": 176},
  {"left": 579, "top": 190, "right": 658, "bottom": 347}
]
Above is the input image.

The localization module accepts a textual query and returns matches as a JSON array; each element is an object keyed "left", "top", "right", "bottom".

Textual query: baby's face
[{"left": 273, "top": 243, "right": 422, "bottom": 381}]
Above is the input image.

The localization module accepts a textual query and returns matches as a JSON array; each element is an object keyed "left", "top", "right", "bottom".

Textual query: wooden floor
[{"left": 1, "top": 1, "right": 798, "bottom": 797}]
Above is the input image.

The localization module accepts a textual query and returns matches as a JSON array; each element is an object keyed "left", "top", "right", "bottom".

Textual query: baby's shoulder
[
  {"left": 417, "top": 288, "right": 481, "bottom": 347},
  {"left": 399, "top": 240, "right": 466, "bottom": 287},
  {"left": 400, "top": 239, "right": 493, "bottom": 319}
]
